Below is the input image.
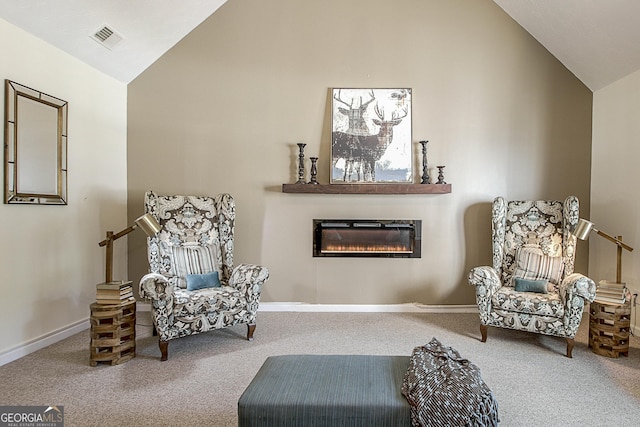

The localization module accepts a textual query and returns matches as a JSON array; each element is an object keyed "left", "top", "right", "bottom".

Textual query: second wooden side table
[
  {"left": 588, "top": 300, "right": 631, "bottom": 358},
  {"left": 89, "top": 299, "right": 136, "bottom": 366}
]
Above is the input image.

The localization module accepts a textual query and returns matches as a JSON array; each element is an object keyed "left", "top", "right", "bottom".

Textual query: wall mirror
[{"left": 4, "top": 80, "right": 68, "bottom": 205}]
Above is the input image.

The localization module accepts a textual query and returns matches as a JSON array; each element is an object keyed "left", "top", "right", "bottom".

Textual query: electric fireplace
[{"left": 313, "top": 219, "right": 421, "bottom": 258}]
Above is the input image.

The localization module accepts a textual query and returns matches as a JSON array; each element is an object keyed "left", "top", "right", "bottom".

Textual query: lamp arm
[
  {"left": 98, "top": 225, "right": 137, "bottom": 247},
  {"left": 594, "top": 228, "right": 634, "bottom": 252}
]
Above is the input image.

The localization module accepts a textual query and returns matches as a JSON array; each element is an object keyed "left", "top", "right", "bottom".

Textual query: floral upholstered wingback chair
[
  {"left": 139, "top": 191, "right": 269, "bottom": 361},
  {"left": 468, "top": 196, "right": 596, "bottom": 358}
]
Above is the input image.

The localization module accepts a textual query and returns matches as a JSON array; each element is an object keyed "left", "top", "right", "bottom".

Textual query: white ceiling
[
  {"left": 0, "top": 0, "right": 227, "bottom": 84},
  {"left": 1, "top": 0, "right": 639, "bottom": 90},
  {"left": 493, "top": 0, "right": 640, "bottom": 91}
]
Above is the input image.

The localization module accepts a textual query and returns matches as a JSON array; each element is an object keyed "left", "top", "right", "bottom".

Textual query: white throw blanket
[{"left": 401, "top": 338, "right": 499, "bottom": 427}]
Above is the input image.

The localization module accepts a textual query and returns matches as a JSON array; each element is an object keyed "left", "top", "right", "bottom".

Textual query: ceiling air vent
[{"left": 90, "top": 25, "right": 124, "bottom": 50}]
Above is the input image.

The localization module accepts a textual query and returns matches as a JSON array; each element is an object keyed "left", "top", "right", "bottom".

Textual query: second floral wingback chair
[
  {"left": 139, "top": 191, "right": 269, "bottom": 361},
  {"left": 468, "top": 196, "right": 596, "bottom": 357}
]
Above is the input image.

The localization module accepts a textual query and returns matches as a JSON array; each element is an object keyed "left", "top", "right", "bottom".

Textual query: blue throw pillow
[
  {"left": 186, "top": 271, "right": 221, "bottom": 291},
  {"left": 514, "top": 278, "right": 548, "bottom": 294}
]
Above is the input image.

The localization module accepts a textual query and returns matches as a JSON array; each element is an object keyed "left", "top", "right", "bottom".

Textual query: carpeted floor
[{"left": 1, "top": 310, "right": 639, "bottom": 426}]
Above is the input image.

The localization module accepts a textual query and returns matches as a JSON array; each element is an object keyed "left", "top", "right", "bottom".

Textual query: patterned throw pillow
[
  {"left": 170, "top": 245, "right": 218, "bottom": 288},
  {"left": 512, "top": 247, "right": 564, "bottom": 288}
]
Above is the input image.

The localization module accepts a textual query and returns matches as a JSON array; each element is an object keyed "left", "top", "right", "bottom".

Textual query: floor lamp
[
  {"left": 98, "top": 213, "right": 162, "bottom": 283},
  {"left": 572, "top": 218, "right": 634, "bottom": 283}
]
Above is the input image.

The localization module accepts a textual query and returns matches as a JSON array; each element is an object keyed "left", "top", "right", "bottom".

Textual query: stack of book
[
  {"left": 96, "top": 280, "right": 135, "bottom": 305},
  {"left": 594, "top": 280, "right": 630, "bottom": 305}
]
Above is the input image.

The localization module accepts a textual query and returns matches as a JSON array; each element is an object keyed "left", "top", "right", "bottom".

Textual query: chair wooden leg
[
  {"left": 159, "top": 340, "right": 168, "bottom": 361},
  {"left": 480, "top": 324, "right": 488, "bottom": 342},
  {"left": 565, "top": 338, "right": 574, "bottom": 358},
  {"left": 247, "top": 323, "right": 256, "bottom": 341}
]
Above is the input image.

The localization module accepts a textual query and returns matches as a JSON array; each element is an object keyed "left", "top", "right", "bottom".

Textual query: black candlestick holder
[
  {"left": 436, "top": 166, "right": 446, "bottom": 184},
  {"left": 308, "top": 157, "right": 318, "bottom": 184},
  {"left": 296, "top": 143, "right": 307, "bottom": 184},
  {"left": 419, "top": 140, "right": 430, "bottom": 184}
]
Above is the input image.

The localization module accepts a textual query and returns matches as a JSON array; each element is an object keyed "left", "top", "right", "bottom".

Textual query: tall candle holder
[
  {"left": 419, "top": 140, "right": 430, "bottom": 184},
  {"left": 308, "top": 157, "right": 319, "bottom": 184},
  {"left": 296, "top": 143, "right": 307, "bottom": 184}
]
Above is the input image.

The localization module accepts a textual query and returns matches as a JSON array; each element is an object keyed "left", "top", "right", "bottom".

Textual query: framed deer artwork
[{"left": 331, "top": 88, "right": 412, "bottom": 183}]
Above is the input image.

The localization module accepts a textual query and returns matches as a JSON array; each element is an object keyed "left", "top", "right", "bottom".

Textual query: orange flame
[{"left": 322, "top": 243, "right": 411, "bottom": 253}]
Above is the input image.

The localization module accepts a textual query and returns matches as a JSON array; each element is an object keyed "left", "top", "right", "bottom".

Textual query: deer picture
[{"left": 332, "top": 104, "right": 408, "bottom": 182}]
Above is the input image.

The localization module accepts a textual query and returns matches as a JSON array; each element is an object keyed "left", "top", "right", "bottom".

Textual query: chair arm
[
  {"left": 559, "top": 273, "right": 596, "bottom": 339},
  {"left": 468, "top": 266, "right": 502, "bottom": 324},
  {"left": 468, "top": 266, "right": 502, "bottom": 295},
  {"left": 139, "top": 273, "right": 174, "bottom": 301},
  {"left": 139, "top": 273, "right": 176, "bottom": 341},
  {"left": 559, "top": 273, "right": 596, "bottom": 303},
  {"left": 229, "top": 263, "right": 270, "bottom": 310}
]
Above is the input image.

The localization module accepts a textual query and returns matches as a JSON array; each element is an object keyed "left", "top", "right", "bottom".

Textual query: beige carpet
[{"left": 1, "top": 310, "right": 639, "bottom": 426}]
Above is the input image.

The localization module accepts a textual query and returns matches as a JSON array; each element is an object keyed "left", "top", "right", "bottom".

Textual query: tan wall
[
  {"left": 592, "top": 69, "right": 640, "bottom": 331},
  {"left": 0, "top": 18, "right": 128, "bottom": 356},
  {"left": 127, "top": 0, "right": 593, "bottom": 305}
]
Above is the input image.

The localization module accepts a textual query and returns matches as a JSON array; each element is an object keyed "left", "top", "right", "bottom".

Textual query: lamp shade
[
  {"left": 572, "top": 218, "right": 594, "bottom": 241},
  {"left": 134, "top": 213, "right": 162, "bottom": 237}
]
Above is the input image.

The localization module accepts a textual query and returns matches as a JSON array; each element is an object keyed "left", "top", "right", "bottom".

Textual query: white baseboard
[
  {"left": 0, "top": 318, "right": 89, "bottom": 367},
  {"left": 258, "top": 302, "right": 478, "bottom": 313}
]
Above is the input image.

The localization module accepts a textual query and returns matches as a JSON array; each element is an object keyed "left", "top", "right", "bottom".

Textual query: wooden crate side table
[
  {"left": 588, "top": 300, "right": 630, "bottom": 358},
  {"left": 90, "top": 300, "right": 136, "bottom": 366}
]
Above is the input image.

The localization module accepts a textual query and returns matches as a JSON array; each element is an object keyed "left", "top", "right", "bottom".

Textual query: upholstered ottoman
[{"left": 238, "top": 354, "right": 411, "bottom": 427}]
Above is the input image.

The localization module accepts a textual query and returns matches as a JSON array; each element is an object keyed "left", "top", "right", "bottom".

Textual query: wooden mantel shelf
[{"left": 281, "top": 183, "right": 451, "bottom": 195}]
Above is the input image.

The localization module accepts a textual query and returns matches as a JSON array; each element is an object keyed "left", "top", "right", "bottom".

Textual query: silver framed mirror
[{"left": 4, "top": 80, "right": 68, "bottom": 205}]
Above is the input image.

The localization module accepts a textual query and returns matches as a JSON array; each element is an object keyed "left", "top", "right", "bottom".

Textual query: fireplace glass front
[{"left": 313, "top": 219, "right": 421, "bottom": 258}]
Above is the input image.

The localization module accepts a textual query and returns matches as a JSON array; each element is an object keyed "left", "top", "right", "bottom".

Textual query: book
[
  {"left": 96, "top": 286, "right": 133, "bottom": 296},
  {"left": 96, "top": 280, "right": 133, "bottom": 290},
  {"left": 597, "top": 280, "right": 626, "bottom": 291},
  {"left": 593, "top": 296, "right": 626, "bottom": 305},
  {"left": 96, "top": 291, "right": 133, "bottom": 300},
  {"left": 96, "top": 296, "right": 136, "bottom": 305},
  {"left": 597, "top": 285, "right": 626, "bottom": 293},
  {"left": 96, "top": 287, "right": 133, "bottom": 296},
  {"left": 596, "top": 289, "right": 625, "bottom": 298}
]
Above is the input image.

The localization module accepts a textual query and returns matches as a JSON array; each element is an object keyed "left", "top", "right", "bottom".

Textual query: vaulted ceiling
[
  {"left": 493, "top": 0, "right": 640, "bottom": 91},
  {"left": 0, "top": 0, "right": 227, "bottom": 83},
  {"left": 1, "top": 0, "right": 639, "bottom": 91}
]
